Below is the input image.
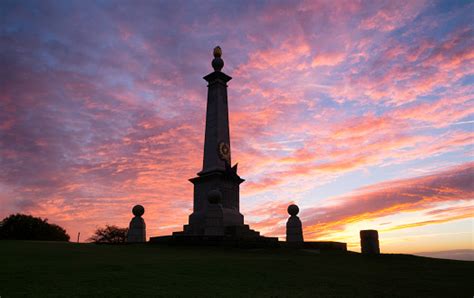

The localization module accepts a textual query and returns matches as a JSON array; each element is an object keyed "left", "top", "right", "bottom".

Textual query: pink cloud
[
  {"left": 311, "top": 52, "right": 346, "bottom": 67},
  {"left": 359, "top": 1, "right": 427, "bottom": 32}
]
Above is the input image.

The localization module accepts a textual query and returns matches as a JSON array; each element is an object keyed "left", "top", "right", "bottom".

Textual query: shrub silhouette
[
  {"left": 89, "top": 225, "right": 128, "bottom": 243},
  {"left": 0, "top": 213, "right": 70, "bottom": 241}
]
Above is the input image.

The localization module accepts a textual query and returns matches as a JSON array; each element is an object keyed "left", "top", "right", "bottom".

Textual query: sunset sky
[{"left": 1, "top": 0, "right": 473, "bottom": 258}]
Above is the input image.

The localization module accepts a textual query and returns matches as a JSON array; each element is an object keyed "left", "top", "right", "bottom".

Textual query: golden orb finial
[{"left": 213, "top": 46, "right": 222, "bottom": 58}]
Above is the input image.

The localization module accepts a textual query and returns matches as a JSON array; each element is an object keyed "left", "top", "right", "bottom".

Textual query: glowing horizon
[{"left": 1, "top": 1, "right": 472, "bottom": 256}]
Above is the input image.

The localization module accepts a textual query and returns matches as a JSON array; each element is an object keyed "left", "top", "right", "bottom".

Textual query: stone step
[{"left": 225, "top": 225, "right": 260, "bottom": 238}]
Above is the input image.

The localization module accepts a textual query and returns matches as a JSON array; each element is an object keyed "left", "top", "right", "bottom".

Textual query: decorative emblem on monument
[{"left": 218, "top": 141, "right": 231, "bottom": 163}]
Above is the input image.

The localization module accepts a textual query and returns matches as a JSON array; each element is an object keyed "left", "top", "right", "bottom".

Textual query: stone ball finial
[
  {"left": 288, "top": 204, "right": 299, "bottom": 216},
  {"left": 132, "top": 205, "right": 145, "bottom": 217},
  {"left": 208, "top": 189, "right": 222, "bottom": 204},
  {"left": 212, "top": 46, "right": 224, "bottom": 71}
]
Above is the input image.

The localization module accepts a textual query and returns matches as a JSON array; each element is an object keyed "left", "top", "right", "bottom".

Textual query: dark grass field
[{"left": 0, "top": 241, "right": 472, "bottom": 297}]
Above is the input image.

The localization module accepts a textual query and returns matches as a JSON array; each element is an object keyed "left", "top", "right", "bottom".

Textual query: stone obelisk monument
[
  {"left": 182, "top": 46, "right": 246, "bottom": 235},
  {"left": 149, "top": 47, "right": 273, "bottom": 244}
]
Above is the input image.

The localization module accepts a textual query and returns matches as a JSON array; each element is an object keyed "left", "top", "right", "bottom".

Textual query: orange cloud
[
  {"left": 300, "top": 163, "right": 473, "bottom": 239},
  {"left": 383, "top": 211, "right": 473, "bottom": 232}
]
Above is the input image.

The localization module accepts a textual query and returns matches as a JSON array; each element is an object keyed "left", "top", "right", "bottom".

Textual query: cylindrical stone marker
[{"left": 360, "top": 230, "right": 380, "bottom": 254}]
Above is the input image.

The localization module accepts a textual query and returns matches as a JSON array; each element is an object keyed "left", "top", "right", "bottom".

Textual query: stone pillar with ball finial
[
  {"left": 127, "top": 205, "right": 146, "bottom": 242},
  {"left": 286, "top": 204, "right": 304, "bottom": 243}
]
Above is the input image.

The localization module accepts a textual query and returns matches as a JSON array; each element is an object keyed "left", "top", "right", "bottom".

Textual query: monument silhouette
[
  {"left": 184, "top": 46, "right": 246, "bottom": 233},
  {"left": 150, "top": 47, "right": 277, "bottom": 246}
]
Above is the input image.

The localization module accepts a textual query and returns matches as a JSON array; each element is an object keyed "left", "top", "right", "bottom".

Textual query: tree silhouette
[
  {"left": 0, "top": 214, "right": 70, "bottom": 241},
  {"left": 89, "top": 225, "right": 128, "bottom": 243}
]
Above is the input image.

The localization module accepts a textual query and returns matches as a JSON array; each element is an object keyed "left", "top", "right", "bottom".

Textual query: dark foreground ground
[{"left": 0, "top": 241, "right": 472, "bottom": 297}]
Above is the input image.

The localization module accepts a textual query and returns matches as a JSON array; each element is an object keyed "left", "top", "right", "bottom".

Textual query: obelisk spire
[{"left": 199, "top": 46, "right": 233, "bottom": 175}]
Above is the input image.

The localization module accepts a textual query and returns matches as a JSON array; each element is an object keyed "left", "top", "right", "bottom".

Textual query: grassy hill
[{"left": 0, "top": 241, "right": 472, "bottom": 297}]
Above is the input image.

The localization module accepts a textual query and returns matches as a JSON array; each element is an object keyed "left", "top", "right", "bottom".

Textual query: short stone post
[
  {"left": 204, "top": 189, "right": 224, "bottom": 236},
  {"left": 360, "top": 230, "right": 380, "bottom": 254},
  {"left": 286, "top": 204, "right": 304, "bottom": 242},
  {"left": 127, "top": 205, "right": 146, "bottom": 242}
]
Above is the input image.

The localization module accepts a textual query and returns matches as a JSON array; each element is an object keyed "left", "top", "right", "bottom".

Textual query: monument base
[
  {"left": 149, "top": 234, "right": 280, "bottom": 248},
  {"left": 149, "top": 231, "right": 347, "bottom": 251},
  {"left": 150, "top": 224, "right": 280, "bottom": 248}
]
